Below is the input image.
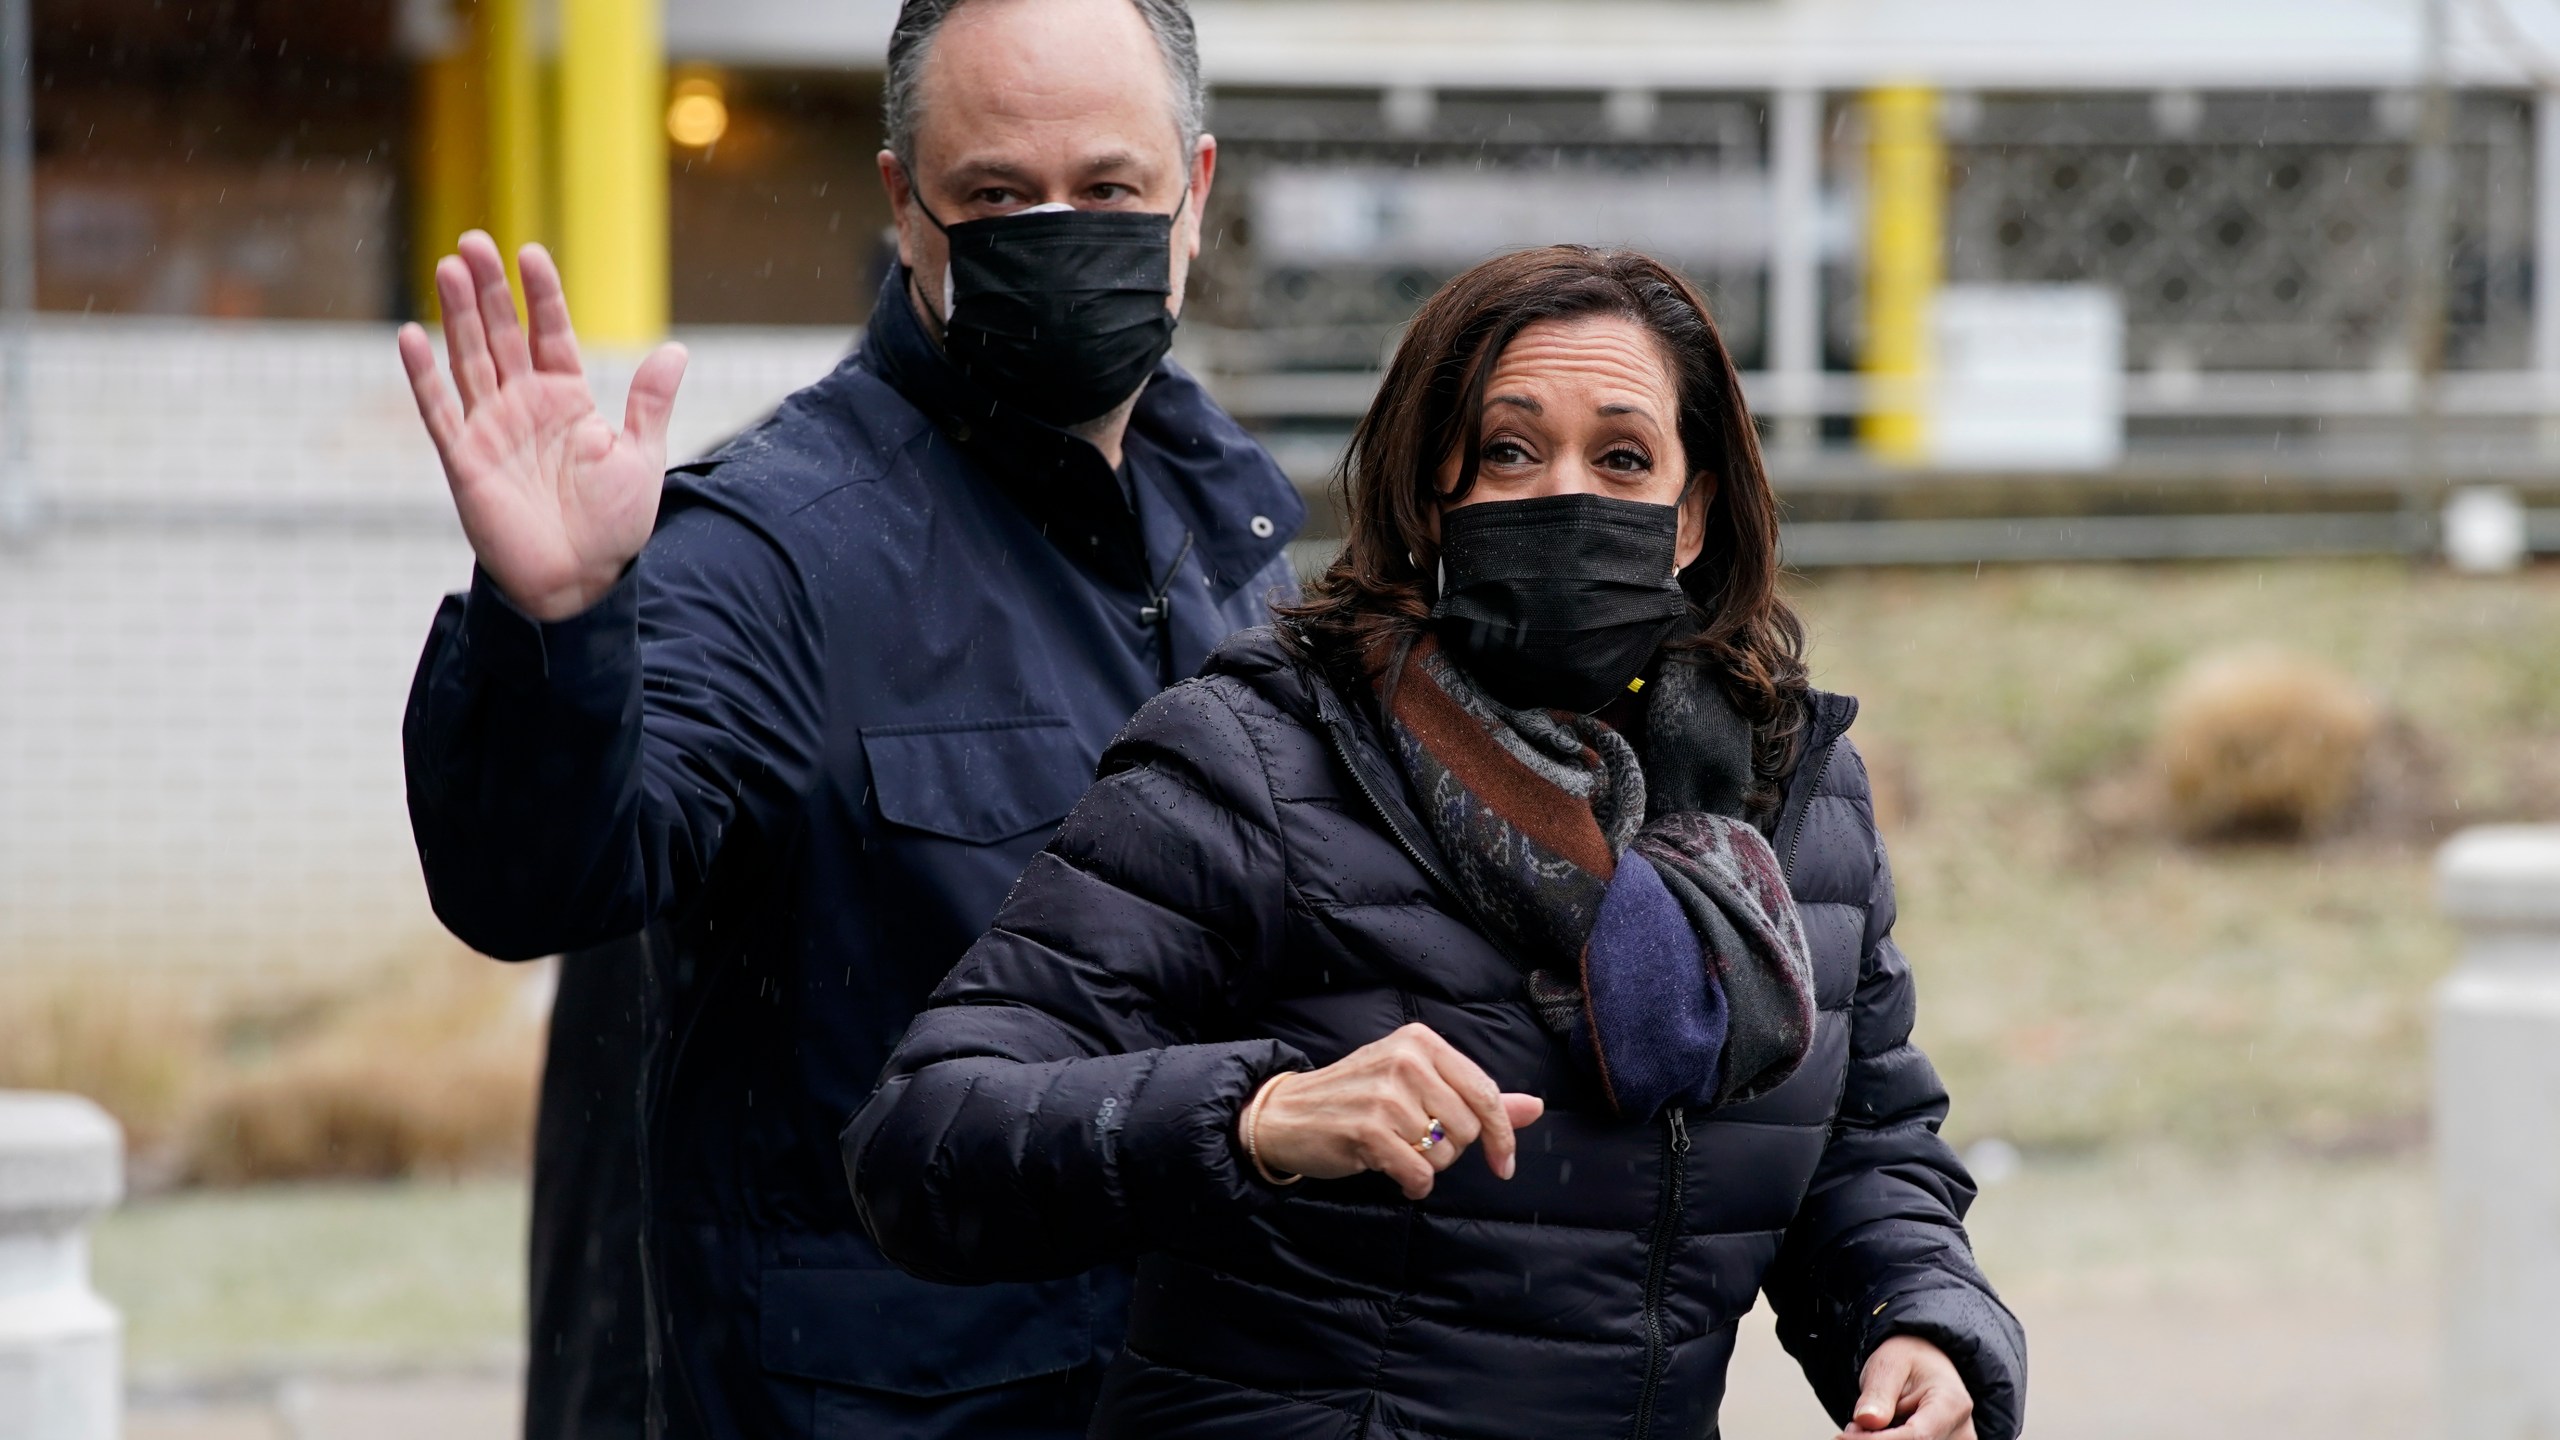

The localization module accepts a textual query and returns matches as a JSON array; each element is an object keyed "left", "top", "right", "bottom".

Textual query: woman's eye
[
  {"left": 1481, "top": 440, "right": 1533, "bottom": 466},
  {"left": 1599, "top": 449, "right": 1652, "bottom": 473}
]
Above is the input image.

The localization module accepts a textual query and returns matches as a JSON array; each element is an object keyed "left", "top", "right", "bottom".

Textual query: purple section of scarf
[{"left": 1583, "top": 854, "right": 1729, "bottom": 1117}]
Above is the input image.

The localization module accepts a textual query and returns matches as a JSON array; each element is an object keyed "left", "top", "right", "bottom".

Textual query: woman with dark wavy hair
[{"left": 845, "top": 246, "right": 2026, "bottom": 1440}]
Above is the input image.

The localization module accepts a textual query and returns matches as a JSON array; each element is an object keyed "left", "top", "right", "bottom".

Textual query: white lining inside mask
[{"left": 941, "top": 202, "right": 1077, "bottom": 321}]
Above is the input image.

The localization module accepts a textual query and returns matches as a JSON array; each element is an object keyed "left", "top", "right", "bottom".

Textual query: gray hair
[{"left": 885, "top": 0, "right": 1206, "bottom": 175}]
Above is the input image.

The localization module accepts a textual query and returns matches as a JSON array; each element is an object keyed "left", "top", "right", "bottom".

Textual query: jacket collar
[{"left": 856, "top": 266, "right": 1302, "bottom": 598}]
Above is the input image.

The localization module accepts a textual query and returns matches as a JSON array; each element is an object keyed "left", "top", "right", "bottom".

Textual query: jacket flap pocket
[
  {"left": 760, "top": 1267, "right": 1091, "bottom": 1397},
  {"left": 859, "top": 716, "right": 1091, "bottom": 844}
]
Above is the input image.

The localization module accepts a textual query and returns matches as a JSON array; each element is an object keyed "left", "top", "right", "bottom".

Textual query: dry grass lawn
[
  {"left": 1792, "top": 559, "right": 2560, "bottom": 1152},
  {"left": 97, "top": 1179, "right": 527, "bottom": 1377}
]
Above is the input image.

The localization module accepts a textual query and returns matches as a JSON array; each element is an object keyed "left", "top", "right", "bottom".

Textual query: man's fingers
[
  {"left": 624, "top": 343, "right": 689, "bottom": 450},
  {"left": 397, "top": 324, "right": 465, "bottom": 461},
  {"left": 434, "top": 254, "right": 496, "bottom": 411},
  {"left": 458, "top": 230, "right": 533, "bottom": 383},
  {"left": 519, "top": 243, "right": 584, "bottom": 376},
  {"left": 1421, "top": 1033, "right": 1516, "bottom": 1179}
]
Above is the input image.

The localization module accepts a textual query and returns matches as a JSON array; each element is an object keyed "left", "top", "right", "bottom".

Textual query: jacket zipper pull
[
  {"left": 1140, "top": 530, "right": 1198, "bottom": 687},
  {"left": 1667, "top": 1107, "right": 1691, "bottom": 1154},
  {"left": 1139, "top": 530, "right": 1198, "bottom": 625}
]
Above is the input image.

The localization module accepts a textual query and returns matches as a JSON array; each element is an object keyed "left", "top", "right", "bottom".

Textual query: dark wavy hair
[{"left": 1280, "top": 245, "right": 1810, "bottom": 804}]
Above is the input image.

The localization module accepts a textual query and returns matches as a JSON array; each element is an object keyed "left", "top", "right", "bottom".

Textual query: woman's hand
[
  {"left": 1247, "top": 1023, "right": 1545, "bottom": 1199},
  {"left": 1843, "top": 1335, "right": 1976, "bottom": 1440}
]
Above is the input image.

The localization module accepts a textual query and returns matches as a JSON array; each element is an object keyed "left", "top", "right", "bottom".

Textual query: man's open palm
[{"left": 398, "top": 231, "right": 688, "bottom": 622}]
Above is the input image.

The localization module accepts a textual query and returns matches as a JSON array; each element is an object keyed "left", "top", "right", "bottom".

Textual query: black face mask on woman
[
  {"left": 914, "top": 193, "right": 1184, "bottom": 429},
  {"left": 1431, "top": 492, "right": 1691, "bottom": 714}
]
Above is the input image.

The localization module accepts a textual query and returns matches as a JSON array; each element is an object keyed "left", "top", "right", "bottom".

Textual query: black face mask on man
[
  {"left": 913, "top": 191, "right": 1184, "bottom": 430},
  {"left": 1431, "top": 492, "right": 1692, "bottom": 714}
]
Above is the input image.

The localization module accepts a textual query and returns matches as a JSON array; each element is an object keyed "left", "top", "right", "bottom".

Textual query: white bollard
[
  {"left": 2442, "top": 484, "right": 2531, "bottom": 575},
  {"left": 2436, "top": 826, "right": 2560, "bottom": 1440},
  {"left": 0, "top": 1094, "right": 122, "bottom": 1440}
]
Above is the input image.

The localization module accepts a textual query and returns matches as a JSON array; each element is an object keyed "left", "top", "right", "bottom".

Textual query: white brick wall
[{"left": 0, "top": 318, "right": 850, "bottom": 979}]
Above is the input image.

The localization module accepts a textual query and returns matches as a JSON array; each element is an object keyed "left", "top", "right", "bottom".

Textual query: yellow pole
[
  {"left": 411, "top": 2, "right": 486, "bottom": 322},
  {"left": 1860, "top": 84, "right": 1943, "bottom": 464},
  {"left": 560, "top": 0, "right": 668, "bottom": 344},
  {"left": 483, "top": 0, "right": 546, "bottom": 307}
]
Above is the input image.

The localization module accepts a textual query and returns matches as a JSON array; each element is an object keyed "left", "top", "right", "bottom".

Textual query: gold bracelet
[{"left": 1242, "top": 1073, "right": 1304, "bottom": 1187}]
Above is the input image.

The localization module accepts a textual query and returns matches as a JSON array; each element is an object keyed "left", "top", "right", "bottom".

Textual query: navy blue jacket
[
  {"left": 403, "top": 272, "right": 1304, "bottom": 1440},
  {"left": 845, "top": 630, "right": 2025, "bottom": 1438}
]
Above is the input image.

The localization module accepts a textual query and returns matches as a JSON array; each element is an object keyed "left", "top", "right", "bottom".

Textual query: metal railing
[{"left": 1216, "top": 361, "right": 2560, "bottom": 567}]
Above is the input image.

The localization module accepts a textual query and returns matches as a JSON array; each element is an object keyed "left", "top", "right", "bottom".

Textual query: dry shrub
[
  {"left": 184, "top": 944, "right": 546, "bottom": 1185},
  {"left": 2154, "top": 649, "right": 2380, "bottom": 842},
  {"left": 0, "top": 977, "right": 215, "bottom": 1154}
]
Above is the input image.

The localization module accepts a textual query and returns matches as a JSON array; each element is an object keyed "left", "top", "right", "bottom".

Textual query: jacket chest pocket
[{"left": 859, "top": 716, "right": 1095, "bottom": 845}]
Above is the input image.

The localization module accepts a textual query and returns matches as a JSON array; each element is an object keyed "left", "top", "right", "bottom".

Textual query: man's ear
[
  {"left": 1677, "top": 471, "right": 1717, "bottom": 570},
  {"left": 1184, "top": 134, "right": 1218, "bottom": 260},
  {"left": 878, "top": 150, "right": 919, "bottom": 270}
]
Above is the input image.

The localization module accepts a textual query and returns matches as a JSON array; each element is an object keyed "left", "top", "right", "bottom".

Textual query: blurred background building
[{"left": 10, "top": 4, "right": 2560, "bottom": 1437}]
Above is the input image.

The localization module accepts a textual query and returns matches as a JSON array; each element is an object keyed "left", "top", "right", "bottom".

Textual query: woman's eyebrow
[
  {"left": 1598, "top": 403, "right": 1655, "bottom": 420},
  {"left": 1486, "top": 394, "right": 1542, "bottom": 415}
]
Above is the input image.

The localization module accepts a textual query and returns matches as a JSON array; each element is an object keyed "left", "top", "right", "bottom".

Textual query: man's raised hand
[{"left": 397, "top": 232, "right": 689, "bottom": 622}]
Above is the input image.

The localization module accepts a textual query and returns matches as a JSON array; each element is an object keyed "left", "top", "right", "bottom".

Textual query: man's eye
[
  {"left": 1088, "top": 184, "right": 1134, "bottom": 203},
  {"left": 972, "top": 189, "right": 1017, "bottom": 207}
]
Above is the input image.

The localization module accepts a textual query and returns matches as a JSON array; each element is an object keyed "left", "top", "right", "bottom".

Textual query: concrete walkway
[
  {"left": 1722, "top": 1284, "right": 2429, "bottom": 1437},
  {"left": 123, "top": 1151, "right": 2439, "bottom": 1439},
  {"left": 131, "top": 1373, "right": 519, "bottom": 1440},
  {"left": 125, "top": 1282, "right": 2433, "bottom": 1440}
]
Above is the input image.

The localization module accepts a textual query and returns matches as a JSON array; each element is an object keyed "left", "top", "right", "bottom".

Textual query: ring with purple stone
[{"left": 1413, "top": 1117, "right": 1448, "bottom": 1153}]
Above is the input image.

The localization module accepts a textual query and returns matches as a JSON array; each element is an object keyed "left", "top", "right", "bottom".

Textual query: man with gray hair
[{"left": 394, "top": 2, "right": 1301, "bottom": 1437}]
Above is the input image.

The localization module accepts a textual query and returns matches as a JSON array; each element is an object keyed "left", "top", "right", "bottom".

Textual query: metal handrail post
[{"left": 2405, "top": 0, "right": 2456, "bottom": 559}]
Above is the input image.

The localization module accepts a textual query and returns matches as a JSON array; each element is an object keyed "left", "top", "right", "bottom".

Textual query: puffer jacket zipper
[
  {"left": 1320, "top": 708, "right": 1460, "bottom": 907},
  {"left": 1310, "top": 683, "right": 1538, "bottom": 974},
  {"left": 1781, "top": 742, "right": 1839, "bottom": 881},
  {"left": 1632, "top": 1105, "right": 1694, "bottom": 1439},
  {"left": 1775, "top": 693, "right": 1857, "bottom": 882}
]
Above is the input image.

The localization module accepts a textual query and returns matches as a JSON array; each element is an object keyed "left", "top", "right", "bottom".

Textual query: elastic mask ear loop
[{"left": 901, "top": 169, "right": 961, "bottom": 323}]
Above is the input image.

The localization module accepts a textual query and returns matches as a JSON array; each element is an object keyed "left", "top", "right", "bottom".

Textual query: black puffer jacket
[{"left": 843, "top": 629, "right": 2025, "bottom": 1439}]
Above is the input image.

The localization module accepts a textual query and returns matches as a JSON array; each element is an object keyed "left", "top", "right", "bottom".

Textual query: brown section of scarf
[{"left": 1384, "top": 635, "right": 1619, "bottom": 881}]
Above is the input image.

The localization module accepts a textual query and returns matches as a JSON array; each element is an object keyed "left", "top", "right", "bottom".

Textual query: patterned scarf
[{"left": 1382, "top": 635, "right": 1815, "bottom": 1118}]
